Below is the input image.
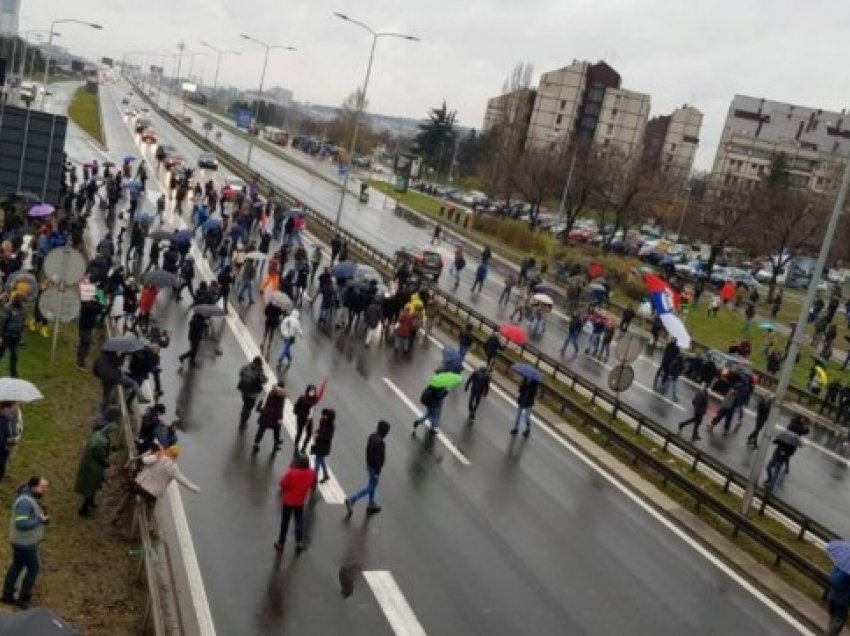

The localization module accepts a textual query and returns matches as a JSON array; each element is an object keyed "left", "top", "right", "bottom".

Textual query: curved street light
[
  {"left": 200, "top": 41, "right": 241, "bottom": 103},
  {"left": 42, "top": 19, "right": 102, "bottom": 108},
  {"left": 331, "top": 13, "right": 419, "bottom": 228},
  {"left": 239, "top": 34, "right": 296, "bottom": 169}
]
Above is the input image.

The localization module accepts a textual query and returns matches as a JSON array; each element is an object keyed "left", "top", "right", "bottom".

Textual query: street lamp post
[
  {"left": 741, "top": 156, "right": 850, "bottom": 514},
  {"left": 676, "top": 186, "right": 692, "bottom": 239},
  {"left": 166, "top": 42, "right": 185, "bottom": 113},
  {"left": 332, "top": 12, "right": 419, "bottom": 229},
  {"left": 41, "top": 18, "right": 102, "bottom": 108},
  {"left": 19, "top": 30, "right": 58, "bottom": 80},
  {"left": 240, "top": 34, "right": 296, "bottom": 169},
  {"left": 200, "top": 42, "right": 240, "bottom": 105}
]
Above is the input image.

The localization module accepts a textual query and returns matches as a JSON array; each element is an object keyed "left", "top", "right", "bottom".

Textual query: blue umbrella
[
  {"left": 203, "top": 218, "right": 223, "bottom": 230},
  {"left": 532, "top": 283, "right": 553, "bottom": 294},
  {"left": 173, "top": 229, "right": 193, "bottom": 245},
  {"left": 123, "top": 155, "right": 137, "bottom": 162},
  {"left": 134, "top": 212, "right": 154, "bottom": 226},
  {"left": 827, "top": 540, "right": 850, "bottom": 573},
  {"left": 440, "top": 348, "right": 463, "bottom": 373},
  {"left": 124, "top": 180, "right": 142, "bottom": 191},
  {"left": 759, "top": 322, "right": 776, "bottom": 332},
  {"left": 511, "top": 363, "right": 542, "bottom": 383},
  {"left": 331, "top": 261, "right": 357, "bottom": 279}
]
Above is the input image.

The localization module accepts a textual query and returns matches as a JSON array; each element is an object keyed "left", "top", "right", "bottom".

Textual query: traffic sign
[
  {"left": 608, "top": 364, "right": 634, "bottom": 393},
  {"left": 43, "top": 246, "right": 86, "bottom": 285},
  {"left": 39, "top": 288, "right": 80, "bottom": 323},
  {"left": 235, "top": 108, "right": 252, "bottom": 130},
  {"left": 614, "top": 334, "right": 644, "bottom": 364}
]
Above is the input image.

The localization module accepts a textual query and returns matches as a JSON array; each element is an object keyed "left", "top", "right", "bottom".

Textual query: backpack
[
  {"left": 238, "top": 365, "right": 263, "bottom": 394},
  {"left": 420, "top": 386, "right": 439, "bottom": 407}
]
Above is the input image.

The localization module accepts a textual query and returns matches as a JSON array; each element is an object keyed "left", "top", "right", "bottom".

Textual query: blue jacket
[{"left": 829, "top": 567, "right": 850, "bottom": 607}]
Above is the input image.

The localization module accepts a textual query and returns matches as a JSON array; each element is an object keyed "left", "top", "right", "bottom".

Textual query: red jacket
[
  {"left": 279, "top": 467, "right": 316, "bottom": 507},
  {"left": 139, "top": 286, "right": 158, "bottom": 313}
]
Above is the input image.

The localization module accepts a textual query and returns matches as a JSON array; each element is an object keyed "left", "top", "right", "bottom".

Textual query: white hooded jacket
[{"left": 280, "top": 310, "right": 303, "bottom": 340}]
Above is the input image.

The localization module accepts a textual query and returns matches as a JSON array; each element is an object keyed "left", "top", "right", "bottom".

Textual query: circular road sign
[
  {"left": 614, "top": 335, "right": 644, "bottom": 364},
  {"left": 608, "top": 363, "right": 635, "bottom": 394},
  {"left": 38, "top": 288, "right": 80, "bottom": 323},
  {"left": 43, "top": 246, "right": 87, "bottom": 286}
]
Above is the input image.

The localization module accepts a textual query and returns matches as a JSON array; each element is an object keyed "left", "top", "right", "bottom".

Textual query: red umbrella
[
  {"left": 315, "top": 376, "right": 328, "bottom": 403},
  {"left": 587, "top": 260, "right": 604, "bottom": 279},
  {"left": 499, "top": 323, "right": 528, "bottom": 345}
]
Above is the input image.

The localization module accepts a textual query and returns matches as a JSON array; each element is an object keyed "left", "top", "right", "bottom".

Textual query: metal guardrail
[{"left": 133, "top": 83, "right": 834, "bottom": 596}]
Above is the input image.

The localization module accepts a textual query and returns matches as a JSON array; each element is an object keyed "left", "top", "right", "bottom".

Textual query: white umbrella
[
  {"left": 245, "top": 251, "right": 268, "bottom": 261},
  {"left": 0, "top": 378, "right": 43, "bottom": 402},
  {"left": 531, "top": 293, "right": 553, "bottom": 306}
]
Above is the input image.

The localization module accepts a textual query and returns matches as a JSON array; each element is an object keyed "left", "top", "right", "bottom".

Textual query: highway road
[
  {"left": 61, "top": 77, "right": 818, "bottom": 635},
  {"left": 113, "top": 80, "right": 850, "bottom": 539}
]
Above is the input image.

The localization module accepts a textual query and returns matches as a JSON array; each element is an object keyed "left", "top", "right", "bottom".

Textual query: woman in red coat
[
  {"left": 275, "top": 454, "right": 316, "bottom": 553},
  {"left": 132, "top": 284, "right": 159, "bottom": 334}
]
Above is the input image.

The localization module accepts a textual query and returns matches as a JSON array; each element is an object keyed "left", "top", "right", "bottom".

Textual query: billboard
[
  {"left": 101, "top": 57, "right": 113, "bottom": 67},
  {"left": 181, "top": 82, "right": 197, "bottom": 93},
  {"left": 235, "top": 108, "right": 252, "bottom": 130},
  {"left": 150, "top": 65, "right": 164, "bottom": 75},
  {"left": 71, "top": 60, "right": 84, "bottom": 72}
]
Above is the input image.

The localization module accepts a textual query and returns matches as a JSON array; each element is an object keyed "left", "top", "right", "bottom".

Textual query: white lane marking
[
  {"left": 111, "top": 94, "right": 346, "bottom": 505},
  {"left": 363, "top": 570, "right": 428, "bottom": 636},
  {"left": 381, "top": 377, "right": 471, "bottom": 467},
  {"left": 167, "top": 487, "right": 218, "bottom": 636}
]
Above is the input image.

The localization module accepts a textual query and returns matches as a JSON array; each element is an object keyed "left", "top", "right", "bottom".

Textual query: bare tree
[
  {"left": 510, "top": 146, "right": 568, "bottom": 226},
  {"left": 325, "top": 88, "right": 376, "bottom": 154},
  {"left": 695, "top": 183, "right": 755, "bottom": 276}
]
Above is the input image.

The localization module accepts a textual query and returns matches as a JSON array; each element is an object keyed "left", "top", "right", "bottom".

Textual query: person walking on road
[
  {"left": 471, "top": 261, "right": 488, "bottom": 294},
  {"left": 413, "top": 385, "right": 449, "bottom": 433},
  {"left": 465, "top": 366, "right": 491, "bottom": 422},
  {"left": 293, "top": 385, "right": 318, "bottom": 454},
  {"left": 311, "top": 408, "right": 336, "bottom": 483},
  {"left": 659, "top": 353, "right": 683, "bottom": 402},
  {"left": 746, "top": 396, "right": 772, "bottom": 449},
  {"left": 619, "top": 305, "right": 635, "bottom": 333},
  {"left": 826, "top": 563, "right": 850, "bottom": 636},
  {"left": 498, "top": 273, "right": 515, "bottom": 306},
  {"left": 561, "top": 314, "right": 583, "bottom": 357},
  {"left": 451, "top": 246, "right": 466, "bottom": 288},
  {"left": 277, "top": 309, "right": 304, "bottom": 368},
  {"left": 483, "top": 333, "right": 502, "bottom": 370},
  {"left": 677, "top": 386, "right": 708, "bottom": 441},
  {"left": 274, "top": 454, "right": 316, "bottom": 553},
  {"left": 237, "top": 357, "right": 268, "bottom": 430},
  {"left": 708, "top": 386, "right": 738, "bottom": 435},
  {"left": 177, "top": 313, "right": 206, "bottom": 369},
  {"left": 510, "top": 377, "right": 538, "bottom": 437},
  {"left": 1, "top": 476, "right": 49, "bottom": 609},
  {"left": 253, "top": 381, "right": 287, "bottom": 455},
  {"left": 262, "top": 303, "right": 284, "bottom": 352},
  {"left": 764, "top": 432, "right": 800, "bottom": 490},
  {"left": 345, "top": 420, "right": 390, "bottom": 517},
  {"left": 431, "top": 224, "right": 441, "bottom": 245},
  {"left": 236, "top": 258, "right": 257, "bottom": 305},
  {"left": 457, "top": 323, "right": 474, "bottom": 363}
]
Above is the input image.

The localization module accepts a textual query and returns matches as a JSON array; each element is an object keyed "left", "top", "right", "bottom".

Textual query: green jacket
[{"left": 74, "top": 426, "right": 114, "bottom": 498}]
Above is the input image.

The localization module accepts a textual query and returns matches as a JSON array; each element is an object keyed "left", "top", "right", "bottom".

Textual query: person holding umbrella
[
  {"left": 414, "top": 372, "right": 459, "bottom": 433},
  {"left": 511, "top": 376, "right": 539, "bottom": 438},
  {"left": 465, "top": 367, "right": 491, "bottom": 422}
]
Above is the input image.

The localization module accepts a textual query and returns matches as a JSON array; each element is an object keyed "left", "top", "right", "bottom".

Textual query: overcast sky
[{"left": 21, "top": 0, "right": 850, "bottom": 170}]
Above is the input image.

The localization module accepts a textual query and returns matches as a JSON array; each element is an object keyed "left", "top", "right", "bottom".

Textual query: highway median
[{"left": 68, "top": 85, "right": 106, "bottom": 148}]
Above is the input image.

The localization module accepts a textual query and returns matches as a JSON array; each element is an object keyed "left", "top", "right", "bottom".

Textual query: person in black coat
[
  {"left": 678, "top": 386, "right": 708, "bottom": 441},
  {"left": 263, "top": 303, "right": 284, "bottom": 351},
  {"left": 128, "top": 343, "right": 163, "bottom": 400},
  {"left": 253, "top": 382, "right": 287, "bottom": 454},
  {"left": 76, "top": 299, "right": 102, "bottom": 370},
  {"left": 511, "top": 377, "right": 539, "bottom": 437},
  {"left": 482, "top": 333, "right": 502, "bottom": 370},
  {"left": 345, "top": 420, "right": 390, "bottom": 516},
  {"left": 293, "top": 385, "right": 318, "bottom": 454},
  {"left": 312, "top": 408, "right": 336, "bottom": 483},
  {"left": 464, "top": 367, "right": 491, "bottom": 421},
  {"left": 178, "top": 313, "right": 206, "bottom": 368}
]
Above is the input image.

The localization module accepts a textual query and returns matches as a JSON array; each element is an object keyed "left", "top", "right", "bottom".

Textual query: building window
[
  {"left": 556, "top": 114, "right": 563, "bottom": 125},
  {"left": 612, "top": 108, "right": 618, "bottom": 116},
  {"left": 607, "top": 124, "right": 614, "bottom": 134},
  {"left": 560, "top": 99, "right": 566, "bottom": 110},
  {"left": 603, "top": 139, "right": 610, "bottom": 147},
  {"left": 670, "top": 143, "right": 676, "bottom": 152}
]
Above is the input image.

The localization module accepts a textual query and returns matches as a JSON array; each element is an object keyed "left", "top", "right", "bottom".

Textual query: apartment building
[
  {"left": 482, "top": 88, "right": 535, "bottom": 136},
  {"left": 642, "top": 105, "right": 703, "bottom": 182},
  {"left": 710, "top": 95, "right": 850, "bottom": 193},
  {"left": 523, "top": 60, "right": 650, "bottom": 162}
]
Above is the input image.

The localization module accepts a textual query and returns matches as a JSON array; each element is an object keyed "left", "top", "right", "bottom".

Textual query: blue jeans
[
  {"left": 457, "top": 345, "right": 469, "bottom": 363},
  {"left": 2, "top": 544, "right": 39, "bottom": 602},
  {"left": 598, "top": 340, "right": 611, "bottom": 360},
  {"left": 471, "top": 277, "right": 485, "bottom": 293},
  {"left": 236, "top": 280, "right": 253, "bottom": 303},
  {"left": 512, "top": 406, "right": 532, "bottom": 432},
  {"left": 277, "top": 338, "right": 295, "bottom": 365},
  {"left": 586, "top": 333, "right": 601, "bottom": 354},
  {"left": 561, "top": 332, "right": 580, "bottom": 354},
  {"left": 314, "top": 455, "right": 328, "bottom": 481},
  {"left": 348, "top": 468, "right": 379, "bottom": 507},
  {"left": 660, "top": 376, "right": 679, "bottom": 400},
  {"left": 765, "top": 455, "right": 784, "bottom": 489},
  {"left": 414, "top": 404, "right": 443, "bottom": 430}
]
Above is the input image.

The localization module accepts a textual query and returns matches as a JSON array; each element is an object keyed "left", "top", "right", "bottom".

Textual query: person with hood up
[
  {"left": 311, "top": 408, "right": 336, "bottom": 483},
  {"left": 75, "top": 409, "right": 120, "bottom": 516},
  {"left": 345, "top": 420, "right": 390, "bottom": 517},
  {"left": 274, "top": 453, "right": 316, "bottom": 553},
  {"left": 253, "top": 381, "right": 287, "bottom": 455},
  {"left": 464, "top": 367, "right": 491, "bottom": 422},
  {"left": 293, "top": 384, "right": 318, "bottom": 454},
  {"left": 277, "top": 309, "right": 303, "bottom": 368}
]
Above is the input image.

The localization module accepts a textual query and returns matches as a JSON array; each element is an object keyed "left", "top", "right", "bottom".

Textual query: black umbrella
[
  {"left": 102, "top": 335, "right": 146, "bottom": 354},
  {"left": 143, "top": 269, "right": 178, "bottom": 289},
  {"left": 149, "top": 229, "right": 174, "bottom": 241},
  {"left": 191, "top": 304, "right": 225, "bottom": 318},
  {"left": 0, "top": 607, "right": 79, "bottom": 635}
]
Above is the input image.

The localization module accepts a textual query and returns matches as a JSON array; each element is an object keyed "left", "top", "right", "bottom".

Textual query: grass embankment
[
  {"left": 0, "top": 326, "right": 143, "bottom": 633},
  {"left": 68, "top": 86, "right": 105, "bottom": 147}
]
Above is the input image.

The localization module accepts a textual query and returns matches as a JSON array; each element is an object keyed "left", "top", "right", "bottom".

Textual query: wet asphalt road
[
  {"left": 108, "top": 81, "right": 850, "bottom": 539},
  {"left": 61, "top": 79, "right": 814, "bottom": 635}
]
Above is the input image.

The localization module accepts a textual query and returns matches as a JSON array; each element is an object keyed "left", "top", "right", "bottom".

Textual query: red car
[
  {"left": 395, "top": 245, "right": 443, "bottom": 281},
  {"left": 163, "top": 152, "right": 184, "bottom": 170},
  {"left": 221, "top": 176, "right": 246, "bottom": 201},
  {"left": 140, "top": 128, "right": 158, "bottom": 143}
]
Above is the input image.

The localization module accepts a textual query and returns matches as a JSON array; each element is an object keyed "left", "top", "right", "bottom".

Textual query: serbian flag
[
  {"left": 643, "top": 274, "right": 691, "bottom": 349},
  {"left": 315, "top": 376, "right": 329, "bottom": 403}
]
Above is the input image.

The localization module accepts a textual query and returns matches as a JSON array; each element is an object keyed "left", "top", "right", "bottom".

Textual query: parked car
[
  {"left": 163, "top": 152, "right": 185, "bottom": 170},
  {"left": 121, "top": 97, "right": 130, "bottom": 105},
  {"left": 197, "top": 152, "right": 218, "bottom": 170},
  {"left": 140, "top": 128, "right": 158, "bottom": 144},
  {"left": 221, "top": 176, "right": 246, "bottom": 201},
  {"left": 395, "top": 245, "right": 444, "bottom": 281}
]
